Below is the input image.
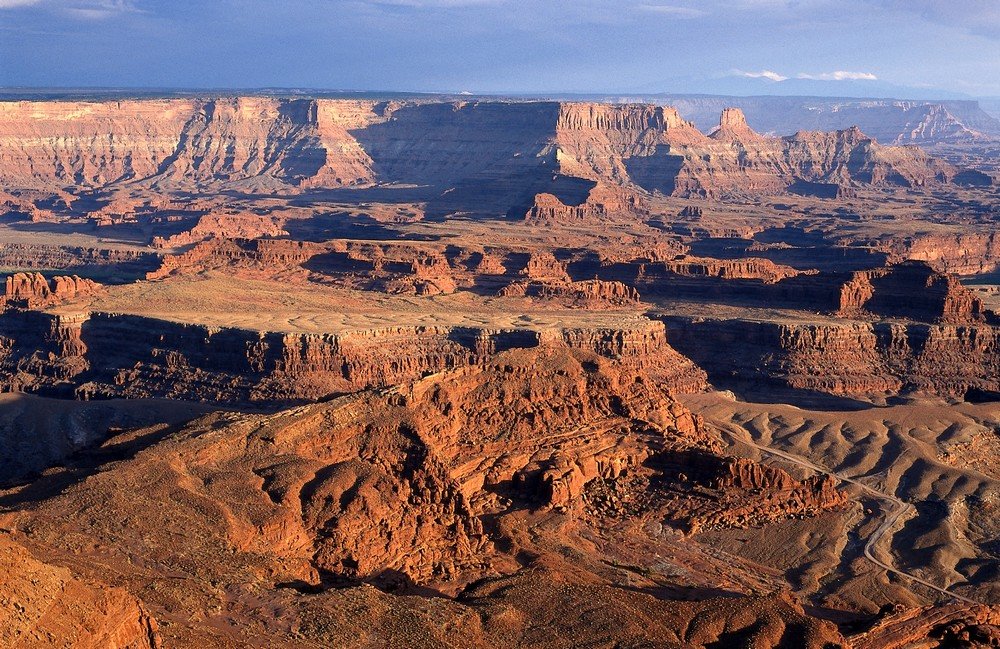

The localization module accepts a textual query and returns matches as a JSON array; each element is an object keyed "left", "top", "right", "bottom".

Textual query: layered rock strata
[
  {"left": 662, "top": 316, "right": 1000, "bottom": 400},
  {"left": 0, "top": 311, "right": 706, "bottom": 403},
  {"left": 0, "top": 346, "right": 850, "bottom": 646},
  {"left": 0, "top": 99, "right": 983, "bottom": 205},
  {"left": 2, "top": 272, "right": 103, "bottom": 308}
]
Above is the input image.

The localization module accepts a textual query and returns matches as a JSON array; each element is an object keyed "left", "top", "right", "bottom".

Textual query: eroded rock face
[
  {"left": 0, "top": 536, "right": 160, "bottom": 649},
  {"left": 2, "top": 272, "right": 103, "bottom": 309},
  {"left": 498, "top": 279, "right": 640, "bottom": 308},
  {"left": 711, "top": 107, "right": 766, "bottom": 144},
  {"left": 0, "top": 311, "right": 707, "bottom": 403},
  {"left": 523, "top": 183, "right": 643, "bottom": 223},
  {"left": 656, "top": 256, "right": 804, "bottom": 284},
  {"left": 0, "top": 99, "right": 980, "bottom": 204},
  {"left": 0, "top": 98, "right": 379, "bottom": 192},
  {"left": 663, "top": 315, "right": 1000, "bottom": 400},
  {"left": 0, "top": 347, "right": 844, "bottom": 601},
  {"left": 0, "top": 345, "right": 992, "bottom": 647},
  {"left": 837, "top": 261, "right": 989, "bottom": 323},
  {"left": 853, "top": 603, "right": 1000, "bottom": 649}
]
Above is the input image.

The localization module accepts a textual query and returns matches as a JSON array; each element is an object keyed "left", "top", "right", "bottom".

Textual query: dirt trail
[{"left": 711, "top": 419, "right": 980, "bottom": 605}]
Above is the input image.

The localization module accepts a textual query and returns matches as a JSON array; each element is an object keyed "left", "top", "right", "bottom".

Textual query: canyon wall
[
  {"left": 0, "top": 243, "right": 158, "bottom": 277},
  {"left": 662, "top": 316, "right": 1000, "bottom": 400},
  {"left": 0, "top": 98, "right": 382, "bottom": 192},
  {"left": 0, "top": 99, "right": 983, "bottom": 203},
  {"left": 0, "top": 310, "right": 706, "bottom": 404}
]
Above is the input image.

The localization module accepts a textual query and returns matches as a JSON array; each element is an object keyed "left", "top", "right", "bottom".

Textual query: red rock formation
[
  {"left": 837, "top": 261, "right": 988, "bottom": 324},
  {"left": 0, "top": 244, "right": 156, "bottom": 276},
  {"left": 524, "top": 183, "right": 644, "bottom": 223},
  {"left": 663, "top": 314, "right": 1000, "bottom": 400},
  {"left": 151, "top": 212, "right": 288, "bottom": 249},
  {"left": 650, "top": 452, "right": 849, "bottom": 534},
  {"left": 0, "top": 346, "right": 838, "bottom": 593},
  {"left": 0, "top": 99, "right": 979, "bottom": 205},
  {"left": 2, "top": 272, "right": 103, "bottom": 308},
  {"left": 0, "top": 98, "right": 380, "bottom": 192},
  {"left": 655, "top": 256, "right": 805, "bottom": 284},
  {"left": 852, "top": 603, "right": 1000, "bottom": 648},
  {"left": 710, "top": 107, "right": 766, "bottom": 144},
  {"left": 0, "top": 310, "right": 707, "bottom": 403},
  {"left": 866, "top": 230, "right": 1000, "bottom": 276},
  {"left": 147, "top": 238, "right": 322, "bottom": 279},
  {"left": 520, "top": 251, "right": 571, "bottom": 282},
  {"left": 0, "top": 536, "right": 160, "bottom": 648},
  {"left": 499, "top": 279, "right": 640, "bottom": 308}
]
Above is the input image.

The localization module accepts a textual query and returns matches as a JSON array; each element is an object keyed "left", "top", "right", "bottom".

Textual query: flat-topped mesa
[
  {"left": 655, "top": 256, "right": 804, "bottom": 284},
  {"left": 837, "top": 260, "right": 989, "bottom": 324},
  {"left": 2, "top": 272, "right": 102, "bottom": 309},
  {"left": 556, "top": 103, "right": 667, "bottom": 132},
  {"left": 710, "top": 107, "right": 765, "bottom": 143},
  {"left": 498, "top": 279, "right": 640, "bottom": 309},
  {"left": 524, "top": 183, "right": 644, "bottom": 222}
]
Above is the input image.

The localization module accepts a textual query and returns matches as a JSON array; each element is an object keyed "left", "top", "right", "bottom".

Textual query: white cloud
[
  {"left": 797, "top": 70, "right": 878, "bottom": 80},
  {"left": 735, "top": 69, "right": 789, "bottom": 82},
  {"left": 363, "top": 0, "right": 504, "bottom": 7},
  {"left": 0, "top": 0, "right": 139, "bottom": 16},
  {"left": 638, "top": 4, "right": 707, "bottom": 18},
  {"left": 68, "top": 0, "right": 140, "bottom": 19}
]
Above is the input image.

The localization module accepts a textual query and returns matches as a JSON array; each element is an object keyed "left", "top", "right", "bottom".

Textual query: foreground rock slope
[{"left": 0, "top": 346, "right": 859, "bottom": 647}]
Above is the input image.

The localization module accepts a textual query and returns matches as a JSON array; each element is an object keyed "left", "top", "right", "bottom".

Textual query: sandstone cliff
[
  {"left": 663, "top": 315, "right": 1000, "bottom": 400},
  {"left": 0, "top": 310, "right": 706, "bottom": 404},
  {"left": 0, "top": 99, "right": 981, "bottom": 207},
  {"left": 838, "top": 261, "right": 989, "bottom": 323},
  {"left": 2, "top": 272, "right": 102, "bottom": 309}
]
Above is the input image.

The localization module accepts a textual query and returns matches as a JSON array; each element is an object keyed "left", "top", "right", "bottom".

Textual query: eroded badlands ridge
[{"left": 0, "top": 347, "right": 854, "bottom": 646}]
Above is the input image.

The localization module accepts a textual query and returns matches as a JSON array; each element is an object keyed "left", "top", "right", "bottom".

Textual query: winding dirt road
[{"left": 712, "top": 420, "right": 979, "bottom": 605}]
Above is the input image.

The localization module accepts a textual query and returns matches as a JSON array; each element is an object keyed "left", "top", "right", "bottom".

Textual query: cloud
[
  {"left": 796, "top": 70, "right": 878, "bottom": 80},
  {"left": 361, "top": 0, "right": 504, "bottom": 7},
  {"left": 637, "top": 4, "right": 707, "bottom": 18},
  {"left": 0, "top": 0, "right": 139, "bottom": 16},
  {"left": 735, "top": 69, "right": 789, "bottom": 82},
  {"left": 64, "top": 0, "right": 140, "bottom": 19}
]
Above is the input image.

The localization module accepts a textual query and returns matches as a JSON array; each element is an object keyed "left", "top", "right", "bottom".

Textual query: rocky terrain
[
  {"left": 2, "top": 94, "right": 1000, "bottom": 647},
  {"left": 1, "top": 99, "right": 988, "bottom": 205}
]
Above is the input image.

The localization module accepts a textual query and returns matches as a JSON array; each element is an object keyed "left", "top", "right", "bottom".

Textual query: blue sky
[{"left": 2, "top": 0, "right": 1000, "bottom": 97}]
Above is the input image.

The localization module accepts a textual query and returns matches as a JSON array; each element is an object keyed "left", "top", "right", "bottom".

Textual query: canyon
[{"left": 1, "top": 94, "right": 1000, "bottom": 647}]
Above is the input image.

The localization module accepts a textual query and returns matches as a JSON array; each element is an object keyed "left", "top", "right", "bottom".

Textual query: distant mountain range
[{"left": 637, "top": 96, "right": 1000, "bottom": 145}]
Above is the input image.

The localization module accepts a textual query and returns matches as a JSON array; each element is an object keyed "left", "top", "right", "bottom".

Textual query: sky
[{"left": 2, "top": 0, "right": 1000, "bottom": 98}]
